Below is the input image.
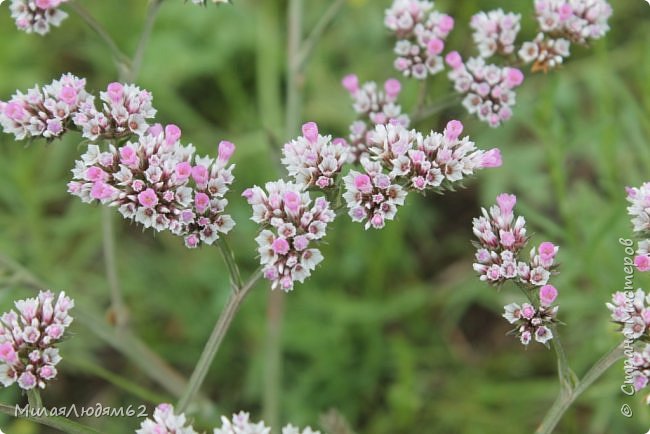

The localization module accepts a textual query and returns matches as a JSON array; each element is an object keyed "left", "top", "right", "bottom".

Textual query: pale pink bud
[
  {"left": 272, "top": 238, "right": 290, "bottom": 255},
  {"left": 185, "top": 234, "right": 199, "bottom": 248},
  {"left": 106, "top": 82, "right": 124, "bottom": 103},
  {"left": 427, "top": 38, "right": 444, "bottom": 56},
  {"left": 480, "top": 148, "right": 502, "bottom": 168},
  {"left": 539, "top": 284, "right": 558, "bottom": 306},
  {"left": 354, "top": 174, "right": 372, "bottom": 193},
  {"left": 191, "top": 165, "right": 209, "bottom": 185},
  {"left": 635, "top": 255, "right": 650, "bottom": 272},
  {"left": 194, "top": 192, "right": 210, "bottom": 213},
  {"left": 218, "top": 140, "right": 235, "bottom": 161},
  {"left": 148, "top": 123, "right": 164, "bottom": 137},
  {"left": 164, "top": 124, "right": 181, "bottom": 145},
  {"left": 283, "top": 191, "right": 301, "bottom": 213},
  {"left": 496, "top": 193, "right": 516, "bottom": 215},
  {"left": 539, "top": 242, "right": 557, "bottom": 258},
  {"left": 138, "top": 188, "right": 159, "bottom": 208},
  {"left": 445, "top": 51, "right": 463, "bottom": 69},
  {"left": 175, "top": 162, "right": 192, "bottom": 180},
  {"left": 0, "top": 342, "right": 17, "bottom": 365},
  {"left": 4, "top": 102, "right": 26, "bottom": 122},
  {"left": 384, "top": 79, "right": 402, "bottom": 98},
  {"left": 59, "top": 86, "right": 77, "bottom": 105},
  {"left": 342, "top": 74, "right": 359, "bottom": 93},
  {"left": 444, "top": 120, "right": 463, "bottom": 141},
  {"left": 505, "top": 68, "right": 524, "bottom": 88},
  {"left": 439, "top": 14, "right": 455, "bottom": 33}
]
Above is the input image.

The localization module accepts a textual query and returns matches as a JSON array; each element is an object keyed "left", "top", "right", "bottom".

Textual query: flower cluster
[
  {"left": 384, "top": 0, "right": 455, "bottom": 79},
  {"left": 281, "top": 122, "right": 349, "bottom": 189},
  {"left": 0, "top": 73, "right": 92, "bottom": 141},
  {"left": 343, "top": 158, "right": 407, "bottom": 230},
  {"left": 519, "top": 0, "right": 611, "bottom": 72},
  {"left": 627, "top": 344, "right": 650, "bottom": 400},
  {"left": 73, "top": 82, "right": 157, "bottom": 141},
  {"left": 214, "top": 411, "right": 321, "bottom": 434},
  {"left": 342, "top": 75, "right": 410, "bottom": 162},
  {"left": 9, "top": 0, "right": 69, "bottom": 36},
  {"left": 470, "top": 9, "right": 521, "bottom": 58},
  {"left": 0, "top": 290, "right": 74, "bottom": 391},
  {"left": 472, "top": 194, "right": 561, "bottom": 346},
  {"left": 244, "top": 180, "right": 334, "bottom": 291},
  {"left": 625, "top": 183, "right": 650, "bottom": 272},
  {"left": 606, "top": 289, "right": 650, "bottom": 340},
  {"left": 136, "top": 404, "right": 197, "bottom": 434},
  {"left": 68, "top": 125, "right": 236, "bottom": 248},
  {"left": 446, "top": 54, "right": 524, "bottom": 127}
]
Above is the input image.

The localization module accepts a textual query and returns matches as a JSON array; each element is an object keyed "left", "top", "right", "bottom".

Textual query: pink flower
[
  {"left": 539, "top": 241, "right": 557, "bottom": 258},
  {"left": 90, "top": 182, "right": 114, "bottom": 200},
  {"left": 194, "top": 192, "right": 210, "bottom": 213},
  {"left": 354, "top": 174, "right": 372, "bottom": 193},
  {"left": 445, "top": 51, "right": 463, "bottom": 69},
  {"left": 164, "top": 124, "right": 181, "bottom": 145},
  {"left": 301, "top": 122, "right": 319, "bottom": 144},
  {"left": 148, "top": 123, "right": 164, "bottom": 137},
  {"left": 85, "top": 166, "right": 107, "bottom": 182},
  {"left": 439, "top": 14, "right": 455, "bottom": 33},
  {"left": 0, "top": 343, "right": 18, "bottom": 365},
  {"left": 191, "top": 164, "right": 209, "bottom": 185},
  {"left": 635, "top": 255, "right": 650, "bottom": 272},
  {"left": 540, "top": 284, "right": 558, "bottom": 306},
  {"left": 218, "top": 140, "right": 236, "bottom": 161},
  {"left": 35, "top": 0, "right": 53, "bottom": 9},
  {"left": 427, "top": 38, "right": 444, "bottom": 56},
  {"left": 283, "top": 191, "right": 301, "bottom": 213},
  {"left": 119, "top": 145, "right": 138, "bottom": 166},
  {"left": 106, "top": 82, "right": 124, "bottom": 103},
  {"left": 444, "top": 120, "right": 463, "bottom": 141},
  {"left": 272, "top": 238, "right": 290, "bottom": 255},
  {"left": 59, "top": 86, "right": 77, "bottom": 105},
  {"left": 496, "top": 193, "right": 516, "bottom": 215},
  {"left": 505, "top": 68, "right": 524, "bottom": 88},
  {"left": 138, "top": 188, "right": 158, "bottom": 208},
  {"left": 342, "top": 74, "right": 359, "bottom": 93},
  {"left": 384, "top": 79, "right": 402, "bottom": 98},
  {"left": 185, "top": 234, "right": 199, "bottom": 248},
  {"left": 480, "top": 148, "right": 502, "bottom": 168}
]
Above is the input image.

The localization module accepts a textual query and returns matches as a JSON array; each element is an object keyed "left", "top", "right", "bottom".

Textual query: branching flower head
[
  {"left": 214, "top": 411, "right": 321, "bottom": 434},
  {"left": 534, "top": 0, "right": 612, "bottom": 45},
  {"left": 282, "top": 122, "right": 349, "bottom": 189},
  {"left": 0, "top": 290, "right": 73, "bottom": 391},
  {"left": 446, "top": 54, "right": 524, "bottom": 127},
  {"left": 68, "top": 125, "right": 236, "bottom": 248},
  {"left": 470, "top": 9, "right": 521, "bottom": 58},
  {"left": 10, "top": 0, "right": 69, "bottom": 35},
  {"left": 625, "top": 183, "right": 650, "bottom": 272},
  {"left": 244, "top": 180, "right": 335, "bottom": 291},
  {"left": 385, "top": 0, "right": 455, "bottom": 79},
  {"left": 607, "top": 289, "right": 650, "bottom": 340},
  {"left": 472, "top": 194, "right": 561, "bottom": 346},
  {"left": 136, "top": 403, "right": 198, "bottom": 434},
  {"left": 0, "top": 73, "right": 92, "bottom": 141},
  {"left": 518, "top": 33, "right": 571, "bottom": 73},
  {"left": 342, "top": 75, "right": 410, "bottom": 163},
  {"left": 73, "top": 82, "right": 156, "bottom": 141}
]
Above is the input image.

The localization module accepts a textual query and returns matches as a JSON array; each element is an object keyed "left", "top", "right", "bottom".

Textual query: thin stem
[
  {"left": 128, "top": 0, "right": 165, "bottom": 82},
  {"left": 294, "top": 0, "right": 345, "bottom": 69},
  {"left": 102, "top": 207, "right": 128, "bottom": 328},
  {"left": 218, "top": 238, "right": 244, "bottom": 289},
  {"left": 550, "top": 327, "right": 577, "bottom": 392},
  {"left": 176, "top": 268, "right": 263, "bottom": 413},
  {"left": 27, "top": 389, "right": 43, "bottom": 409},
  {"left": 68, "top": 1, "right": 131, "bottom": 73},
  {"left": 411, "top": 93, "right": 462, "bottom": 122},
  {"left": 535, "top": 341, "right": 625, "bottom": 434}
]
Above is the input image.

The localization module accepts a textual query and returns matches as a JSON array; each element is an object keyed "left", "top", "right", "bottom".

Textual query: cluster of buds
[
  {"left": 366, "top": 120, "right": 501, "bottom": 193},
  {"left": 503, "top": 285, "right": 558, "bottom": 345},
  {"left": 0, "top": 290, "right": 74, "bottom": 391},
  {"left": 472, "top": 194, "right": 561, "bottom": 346},
  {"left": 243, "top": 180, "right": 334, "bottom": 292},
  {"left": 136, "top": 404, "right": 197, "bottom": 434},
  {"left": 281, "top": 122, "right": 349, "bottom": 189},
  {"left": 0, "top": 73, "right": 92, "bottom": 141},
  {"left": 625, "top": 183, "right": 650, "bottom": 272},
  {"left": 342, "top": 75, "right": 410, "bottom": 162},
  {"left": 9, "top": 0, "right": 69, "bottom": 35},
  {"left": 606, "top": 289, "right": 650, "bottom": 340},
  {"left": 73, "top": 82, "right": 157, "bottom": 141},
  {"left": 343, "top": 158, "right": 407, "bottom": 230},
  {"left": 519, "top": 0, "right": 611, "bottom": 72},
  {"left": 628, "top": 344, "right": 650, "bottom": 402},
  {"left": 470, "top": 9, "right": 521, "bottom": 58},
  {"left": 446, "top": 54, "right": 524, "bottom": 128},
  {"left": 68, "top": 125, "right": 236, "bottom": 248},
  {"left": 384, "top": 0, "right": 455, "bottom": 79},
  {"left": 214, "top": 411, "right": 321, "bottom": 434}
]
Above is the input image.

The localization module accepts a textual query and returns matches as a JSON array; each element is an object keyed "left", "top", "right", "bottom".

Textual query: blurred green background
[{"left": 1, "top": 0, "right": 650, "bottom": 432}]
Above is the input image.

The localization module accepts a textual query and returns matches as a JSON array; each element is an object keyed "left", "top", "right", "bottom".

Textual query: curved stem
[
  {"left": 295, "top": 0, "right": 345, "bottom": 69},
  {"left": 68, "top": 1, "right": 131, "bottom": 73},
  {"left": 218, "top": 238, "right": 243, "bottom": 289},
  {"left": 128, "top": 0, "right": 165, "bottom": 83},
  {"left": 411, "top": 93, "right": 462, "bottom": 123},
  {"left": 535, "top": 341, "right": 625, "bottom": 434},
  {"left": 27, "top": 389, "right": 43, "bottom": 409},
  {"left": 176, "top": 268, "right": 263, "bottom": 413}
]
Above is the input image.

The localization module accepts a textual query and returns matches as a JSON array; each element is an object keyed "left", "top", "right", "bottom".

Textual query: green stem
[
  {"left": 535, "top": 341, "right": 625, "bottom": 434},
  {"left": 294, "top": 0, "right": 345, "bottom": 69},
  {"left": 27, "top": 389, "right": 42, "bottom": 409},
  {"left": 218, "top": 238, "right": 243, "bottom": 289},
  {"left": 411, "top": 94, "right": 462, "bottom": 122},
  {"left": 102, "top": 207, "right": 128, "bottom": 328},
  {"left": 128, "top": 0, "right": 165, "bottom": 82},
  {"left": 176, "top": 268, "right": 263, "bottom": 413},
  {"left": 0, "top": 403, "right": 101, "bottom": 434},
  {"left": 68, "top": 1, "right": 132, "bottom": 75}
]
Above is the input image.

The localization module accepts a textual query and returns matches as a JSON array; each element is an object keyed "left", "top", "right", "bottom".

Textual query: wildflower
[
  {"left": 0, "top": 73, "right": 92, "bottom": 141},
  {"left": 625, "top": 183, "right": 650, "bottom": 272},
  {"left": 281, "top": 122, "right": 349, "bottom": 189},
  {"left": 342, "top": 75, "right": 410, "bottom": 162},
  {"left": 136, "top": 403, "right": 198, "bottom": 434},
  {"left": 9, "top": 0, "right": 69, "bottom": 35},
  {"left": 68, "top": 126, "right": 236, "bottom": 248},
  {"left": 470, "top": 9, "right": 521, "bottom": 58},
  {"left": 519, "top": 33, "right": 571, "bottom": 73},
  {"left": 606, "top": 288, "right": 650, "bottom": 339},
  {"left": 244, "top": 180, "right": 334, "bottom": 291},
  {"left": 503, "top": 302, "right": 557, "bottom": 346},
  {"left": 446, "top": 54, "right": 524, "bottom": 127},
  {"left": 73, "top": 82, "right": 156, "bottom": 141},
  {"left": 385, "top": 0, "right": 454, "bottom": 79},
  {"left": 534, "top": 0, "right": 612, "bottom": 45},
  {"left": 214, "top": 412, "right": 321, "bottom": 434},
  {"left": 0, "top": 291, "right": 73, "bottom": 390},
  {"left": 627, "top": 344, "right": 650, "bottom": 398}
]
